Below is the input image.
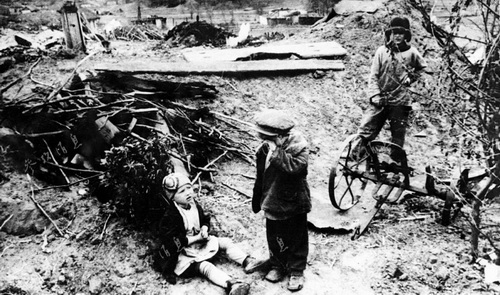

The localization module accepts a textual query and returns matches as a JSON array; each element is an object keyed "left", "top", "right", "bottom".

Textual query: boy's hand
[
  {"left": 200, "top": 226, "right": 209, "bottom": 239},
  {"left": 274, "top": 135, "right": 286, "bottom": 147},
  {"left": 370, "top": 95, "right": 386, "bottom": 107},
  {"left": 195, "top": 232, "right": 206, "bottom": 243}
]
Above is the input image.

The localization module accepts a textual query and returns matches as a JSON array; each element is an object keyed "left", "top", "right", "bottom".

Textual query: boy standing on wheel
[
  {"left": 357, "top": 16, "right": 428, "bottom": 153},
  {"left": 251, "top": 109, "right": 311, "bottom": 292}
]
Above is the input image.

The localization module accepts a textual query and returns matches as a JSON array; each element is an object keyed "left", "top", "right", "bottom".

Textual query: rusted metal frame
[
  {"left": 352, "top": 169, "right": 428, "bottom": 195},
  {"left": 351, "top": 176, "right": 401, "bottom": 240}
]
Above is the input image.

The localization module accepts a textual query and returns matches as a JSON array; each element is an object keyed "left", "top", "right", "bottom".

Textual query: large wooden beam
[
  {"left": 95, "top": 59, "right": 345, "bottom": 75},
  {"left": 182, "top": 41, "right": 347, "bottom": 63}
]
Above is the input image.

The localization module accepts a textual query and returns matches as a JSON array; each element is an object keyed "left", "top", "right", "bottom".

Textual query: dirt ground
[{"left": 1, "top": 0, "right": 500, "bottom": 294}]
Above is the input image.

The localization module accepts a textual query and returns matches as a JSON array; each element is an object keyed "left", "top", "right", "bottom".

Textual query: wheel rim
[{"left": 329, "top": 135, "right": 371, "bottom": 210}]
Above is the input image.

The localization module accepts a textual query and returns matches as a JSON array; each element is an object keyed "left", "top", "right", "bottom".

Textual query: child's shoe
[
  {"left": 287, "top": 271, "right": 304, "bottom": 291},
  {"left": 243, "top": 257, "right": 271, "bottom": 274},
  {"left": 265, "top": 268, "right": 286, "bottom": 283},
  {"left": 226, "top": 280, "right": 250, "bottom": 295}
]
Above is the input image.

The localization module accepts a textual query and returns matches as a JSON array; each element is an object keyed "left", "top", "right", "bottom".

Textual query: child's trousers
[
  {"left": 266, "top": 213, "right": 309, "bottom": 273},
  {"left": 358, "top": 104, "right": 411, "bottom": 148}
]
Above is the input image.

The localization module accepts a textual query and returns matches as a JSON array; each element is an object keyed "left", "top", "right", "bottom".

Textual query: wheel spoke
[
  {"left": 337, "top": 174, "right": 352, "bottom": 206},
  {"left": 329, "top": 135, "right": 374, "bottom": 210}
]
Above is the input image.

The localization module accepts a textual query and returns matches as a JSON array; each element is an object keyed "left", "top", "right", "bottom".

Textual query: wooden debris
[
  {"left": 92, "top": 71, "right": 217, "bottom": 98},
  {"left": 181, "top": 41, "right": 347, "bottom": 63},
  {"left": 95, "top": 59, "right": 345, "bottom": 75},
  {"left": 0, "top": 60, "right": 253, "bottom": 185},
  {"left": 112, "top": 25, "right": 164, "bottom": 41}
]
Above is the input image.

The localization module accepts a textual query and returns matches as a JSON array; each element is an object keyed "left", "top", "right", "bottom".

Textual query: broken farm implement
[{"left": 328, "top": 134, "right": 487, "bottom": 240}]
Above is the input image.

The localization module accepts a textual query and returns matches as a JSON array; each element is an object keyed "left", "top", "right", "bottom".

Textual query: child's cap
[
  {"left": 253, "top": 109, "right": 295, "bottom": 136},
  {"left": 385, "top": 16, "right": 412, "bottom": 42},
  {"left": 162, "top": 173, "right": 191, "bottom": 199}
]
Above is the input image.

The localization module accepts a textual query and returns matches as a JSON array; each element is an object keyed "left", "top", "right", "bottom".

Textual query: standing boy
[
  {"left": 251, "top": 109, "right": 311, "bottom": 292},
  {"left": 358, "top": 16, "right": 428, "bottom": 151}
]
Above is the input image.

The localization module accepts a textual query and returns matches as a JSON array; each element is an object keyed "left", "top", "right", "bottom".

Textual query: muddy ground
[{"left": 1, "top": 0, "right": 500, "bottom": 294}]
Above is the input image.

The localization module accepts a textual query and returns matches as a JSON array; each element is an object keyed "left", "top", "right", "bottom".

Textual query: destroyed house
[
  {"left": 0, "top": 5, "right": 9, "bottom": 16},
  {"left": 266, "top": 8, "right": 305, "bottom": 25},
  {"left": 132, "top": 15, "right": 167, "bottom": 29},
  {"left": 298, "top": 13, "right": 322, "bottom": 25},
  {"left": 80, "top": 7, "right": 100, "bottom": 32},
  {"left": 9, "top": 3, "right": 23, "bottom": 15}
]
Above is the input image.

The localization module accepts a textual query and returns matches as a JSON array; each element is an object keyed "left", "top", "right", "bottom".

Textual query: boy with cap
[
  {"left": 251, "top": 109, "right": 311, "bottom": 291},
  {"left": 357, "top": 16, "right": 428, "bottom": 153},
  {"left": 152, "top": 172, "right": 263, "bottom": 295}
]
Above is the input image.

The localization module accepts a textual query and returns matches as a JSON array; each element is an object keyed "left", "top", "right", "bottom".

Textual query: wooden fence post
[{"left": 60, "top": 1, "right": 86, "bottom": 52}]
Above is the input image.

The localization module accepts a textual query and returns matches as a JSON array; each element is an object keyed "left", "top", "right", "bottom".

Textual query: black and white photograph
[{"left": 0, "top": 0, "right": 499, "bottom": 294}]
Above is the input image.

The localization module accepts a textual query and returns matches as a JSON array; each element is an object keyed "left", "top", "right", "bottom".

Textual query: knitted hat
[
  {"left": 162, "top": 173, "right": 191, "bottom": 199},
  {"left": 385, "top": 16, "right": 412, "bottom": 42},
  {"left": 253, "top": 109, "right": 295, "bottom": 136}
]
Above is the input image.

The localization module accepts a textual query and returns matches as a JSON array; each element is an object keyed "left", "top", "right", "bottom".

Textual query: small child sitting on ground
[{"left": 152, "top": 172, "right": 267, "bottom": 295}]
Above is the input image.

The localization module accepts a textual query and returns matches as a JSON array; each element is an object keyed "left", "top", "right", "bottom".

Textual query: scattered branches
[
  {"left": 410, "top": 0, "right": 500, "bottom": 257},
  {"left": 0, "top": 57, "right": 41, "bottom": 94}
]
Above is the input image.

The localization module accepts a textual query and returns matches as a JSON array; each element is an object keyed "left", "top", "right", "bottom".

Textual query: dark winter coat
[
  {"left": 252, "top": 130, "right": 312, "bottom": 218},
  {"left": 152, "top": 201, "right": 210, "bottom": 283}
]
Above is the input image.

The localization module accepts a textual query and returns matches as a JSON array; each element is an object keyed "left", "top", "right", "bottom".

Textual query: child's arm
[
  {"left": 199, "top": 204, "right": 211, "bottom": 236},
  {"left": 252, "top": 143, "right": 269, "bottom": 213},
  {"left": 408, "top": 48, "right": 430, "bottom": 83},
  {"left": 270, "top": 134, "right": 308, "bottom": 175},
  {"left": 368, "top": 47, "right": 385, "bottom": 102},
  {"left": 158, "top": 211, "right": 189, "bottom": 249}
]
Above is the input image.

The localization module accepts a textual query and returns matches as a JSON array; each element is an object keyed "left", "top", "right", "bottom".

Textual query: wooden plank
[
  {"left": 181, "top": 41, "right": 347, "bottom": 63},
  {"left": 334, "top": 0, "right": 385, "bottom": 14},
  {"left": 94, "top": 59, "right": 345, "bottom": 74},
  {"left": 60, "top": 3, "right": 86, "bottom": 52}
]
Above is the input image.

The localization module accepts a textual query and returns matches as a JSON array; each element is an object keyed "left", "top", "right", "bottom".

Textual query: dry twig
[
  {"left": 26, "top": 174, "right": 65, "bottom": 237},
  {"left": 45, "top": 51, "right": 97, "bottom": 102},
  {"left": 99, "top": 214, "right": 111, "bottom": 240},
  {"left": 221, "top": 181, "right": 251, "bottom": 199},
  {"left": 1, "top": 57, "right": 41, "bottom": 93},
  {"left": 192, "top": 151, "right": 228, "bottom": 183},
  {"left": 34, "top": 173, "right": 104, "bottom": 192},
  {"left": 0, "top": 214, "right": 13, "bottom": 231}
]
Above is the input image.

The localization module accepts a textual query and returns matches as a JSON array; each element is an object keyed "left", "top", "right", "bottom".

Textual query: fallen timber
[
  {"left": 181, "top": 41, "right": 348, "bottom": 62},
  {"left": 94, "top": 59, "right": 345, "bottom": 75}
]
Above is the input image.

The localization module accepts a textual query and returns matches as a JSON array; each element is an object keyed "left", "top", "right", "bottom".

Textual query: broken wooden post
[
  {"left": 137, "top": 0, "right": 141, "bottom": 20},
  {"left": 60, "top": 1, "right": 86, "bottom": 52}
]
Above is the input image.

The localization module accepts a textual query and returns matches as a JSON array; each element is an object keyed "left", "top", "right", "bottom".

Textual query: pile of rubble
[
  {"left": 109, "top": 24, "right": 165, "bottom": 41},
  {"left": 164, "top": 21, "right": 235, "bottom": 47},
  {"left": 0, "top": 62, "right": 252, "bottom": 187}
]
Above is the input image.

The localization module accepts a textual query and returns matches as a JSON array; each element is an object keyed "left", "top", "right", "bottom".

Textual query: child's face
[
  {"left": 391, "top": 30, "right": 406, "bottom": 45},
  {"left": 173, "top": 184, "right": 194, "bottom": 207}
]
